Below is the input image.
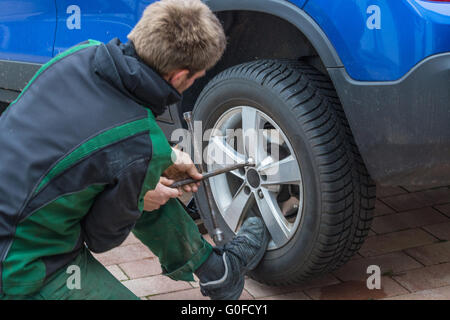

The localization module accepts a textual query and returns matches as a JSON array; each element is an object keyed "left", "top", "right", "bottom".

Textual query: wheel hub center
[{"left": 246, "top": 168, "right": 261, "bottom": 188}]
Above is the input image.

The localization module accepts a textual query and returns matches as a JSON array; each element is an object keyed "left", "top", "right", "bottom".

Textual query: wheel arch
[
  {"left": 208, "top": 0, "right": 343, "bottom": 67},
  {"left": 181, "top": 0, "right": 344, "bottom": 114}
]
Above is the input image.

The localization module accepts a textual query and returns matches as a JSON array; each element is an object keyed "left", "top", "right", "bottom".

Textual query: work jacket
[{"left": 0, "top": 38, "right": 180, "bottom": 295}]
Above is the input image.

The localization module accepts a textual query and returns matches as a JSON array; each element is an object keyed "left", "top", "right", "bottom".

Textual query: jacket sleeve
[
  {"left": 82, "top": 111, "right": 175, "bottom": 253},
  {"left": 81, "top": 157, "right": 151, "bottom": 253}
]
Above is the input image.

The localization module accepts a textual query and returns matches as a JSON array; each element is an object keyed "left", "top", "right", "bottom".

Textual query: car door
[
  {"left": 53, "top": 0, "right": 156, "bottom": 55},
  {"left": 0, "top": 0, "right": 57, "bottom": 63}
]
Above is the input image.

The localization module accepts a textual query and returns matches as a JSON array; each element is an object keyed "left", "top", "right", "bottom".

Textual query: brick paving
[{"left": 93, "top": 185, "right": 450, "bottom": 300}]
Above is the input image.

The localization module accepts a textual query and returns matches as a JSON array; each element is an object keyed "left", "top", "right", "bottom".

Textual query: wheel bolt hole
[
  {"left": 257, "top": 189, "right": 264, "bottom": 199},
  {"left": 244, "top": 186, "right": 251, "bottom": 195},
  {"left": 261, "top": 174, "right": 267, "bottom": 181},
  {"left": 239, "top": 168, "right": 246, "bottom": 176}
]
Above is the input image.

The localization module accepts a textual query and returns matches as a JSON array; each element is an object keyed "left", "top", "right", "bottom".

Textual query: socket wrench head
[{"left": 245, "top": 157, "right": 255, "bottom": 167}]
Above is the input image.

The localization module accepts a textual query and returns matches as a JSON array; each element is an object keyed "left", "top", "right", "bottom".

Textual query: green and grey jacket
[{"left": 0, "top": 38, "right": 181, "bottom": 295}]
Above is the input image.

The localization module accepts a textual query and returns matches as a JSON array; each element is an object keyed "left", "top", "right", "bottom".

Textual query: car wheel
[{"left": 192, "top": 60, "right": 376, "bottom": 285}]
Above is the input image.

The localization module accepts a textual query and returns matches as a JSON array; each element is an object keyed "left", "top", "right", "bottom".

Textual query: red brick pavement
[{"left": 93, "top": 185, "right": 450, "bottom": 300}]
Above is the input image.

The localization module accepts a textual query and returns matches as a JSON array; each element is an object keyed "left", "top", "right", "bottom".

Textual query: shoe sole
[{"left": 221, "top": 267, "right": 245, "bottom": 300}]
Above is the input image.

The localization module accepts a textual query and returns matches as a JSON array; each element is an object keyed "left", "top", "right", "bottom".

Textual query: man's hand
[
  {"left": 163, "top": 147, "right": 202, "bottom": 193},
  {"left": 143, "top": 177, "right": 181, "bottom": 211},
  {"left": 144, "top": 148, "right": 203, "bottom": 212}
]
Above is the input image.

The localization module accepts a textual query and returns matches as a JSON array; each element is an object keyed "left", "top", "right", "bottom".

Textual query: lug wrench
[
  {"left": 169, "top": 161, "right": 254, "bottom": 189},
  {"left": 181, "top": 111, "right": 255, "bottom": 245}
]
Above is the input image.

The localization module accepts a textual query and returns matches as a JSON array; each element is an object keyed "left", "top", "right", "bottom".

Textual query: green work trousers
[{"left": 0, "top": 198, "right": 213, "bottom": 300}]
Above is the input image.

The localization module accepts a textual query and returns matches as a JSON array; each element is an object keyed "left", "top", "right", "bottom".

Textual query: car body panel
[
  {"left": 53, "top": 0, "right": 152, "bottom": 56},
  {"left": 303, "top": 0, "right": 450, "bottom": 81},
  {"left": 0, "top": 0, "right": 56, "bottom": 63},
  {"left": 330, "top": 52, "right": 450, "bottom": 187}
]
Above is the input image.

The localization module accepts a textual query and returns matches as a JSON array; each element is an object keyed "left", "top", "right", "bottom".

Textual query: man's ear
[{"left": 165, "top": 69, "right": 190, "bottom": 88}]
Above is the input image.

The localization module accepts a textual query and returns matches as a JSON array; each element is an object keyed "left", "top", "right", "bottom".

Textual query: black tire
[{"left": 193, "top": 59, "right": 376, "bottom": 285}]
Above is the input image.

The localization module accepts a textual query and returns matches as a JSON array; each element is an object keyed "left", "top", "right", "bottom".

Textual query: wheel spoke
[
  {"left": 207, "top": 135, "right": 246, "bottom": 168},
  {"left": 255, "top": 188, "right": 291, "bottom": 247},
  {"left": 241, "top": 107, "right": 265, "bottom": 163},
  {"left": 223, "top": 183, "right": 254, "bottom": 232},
  {"left": 259, "top": 155, "right": 301, "bottom": 186}
]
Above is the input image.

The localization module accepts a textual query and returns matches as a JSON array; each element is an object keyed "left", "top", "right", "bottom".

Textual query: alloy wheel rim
[{"left": 205, "top": 106, "right": 304, "bottom": 250}]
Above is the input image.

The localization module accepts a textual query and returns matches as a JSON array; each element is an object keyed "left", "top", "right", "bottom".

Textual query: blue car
[{"left": 1, "top": 0, "right": 449, "bottom": 285}]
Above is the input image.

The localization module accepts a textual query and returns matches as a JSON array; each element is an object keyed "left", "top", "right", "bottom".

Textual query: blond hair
[{"left": 128, "top": 0, "right": 226, "bottom": 76}]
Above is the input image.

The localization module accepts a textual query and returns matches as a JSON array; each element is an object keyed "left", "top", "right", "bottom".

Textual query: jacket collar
[{"left": 93, "top": 38, "right": 181, "bottom": 116}]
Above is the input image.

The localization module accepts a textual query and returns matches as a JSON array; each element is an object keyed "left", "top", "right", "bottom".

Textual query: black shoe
[{"left": 199, "top": 217, "right": 270, "bottom": 300}]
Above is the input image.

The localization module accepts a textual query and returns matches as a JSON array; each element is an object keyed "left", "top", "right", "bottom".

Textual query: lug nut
[{"left": 258, "top": 189, "right": 264, "bottom": 199}]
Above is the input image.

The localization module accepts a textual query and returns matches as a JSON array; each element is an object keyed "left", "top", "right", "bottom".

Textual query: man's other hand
[
  {"left": 163, "top": 147, "right": 202, "bottom": 193},
  {"left": 143, "top": 177, "right": 181, "bottom": 211}
]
